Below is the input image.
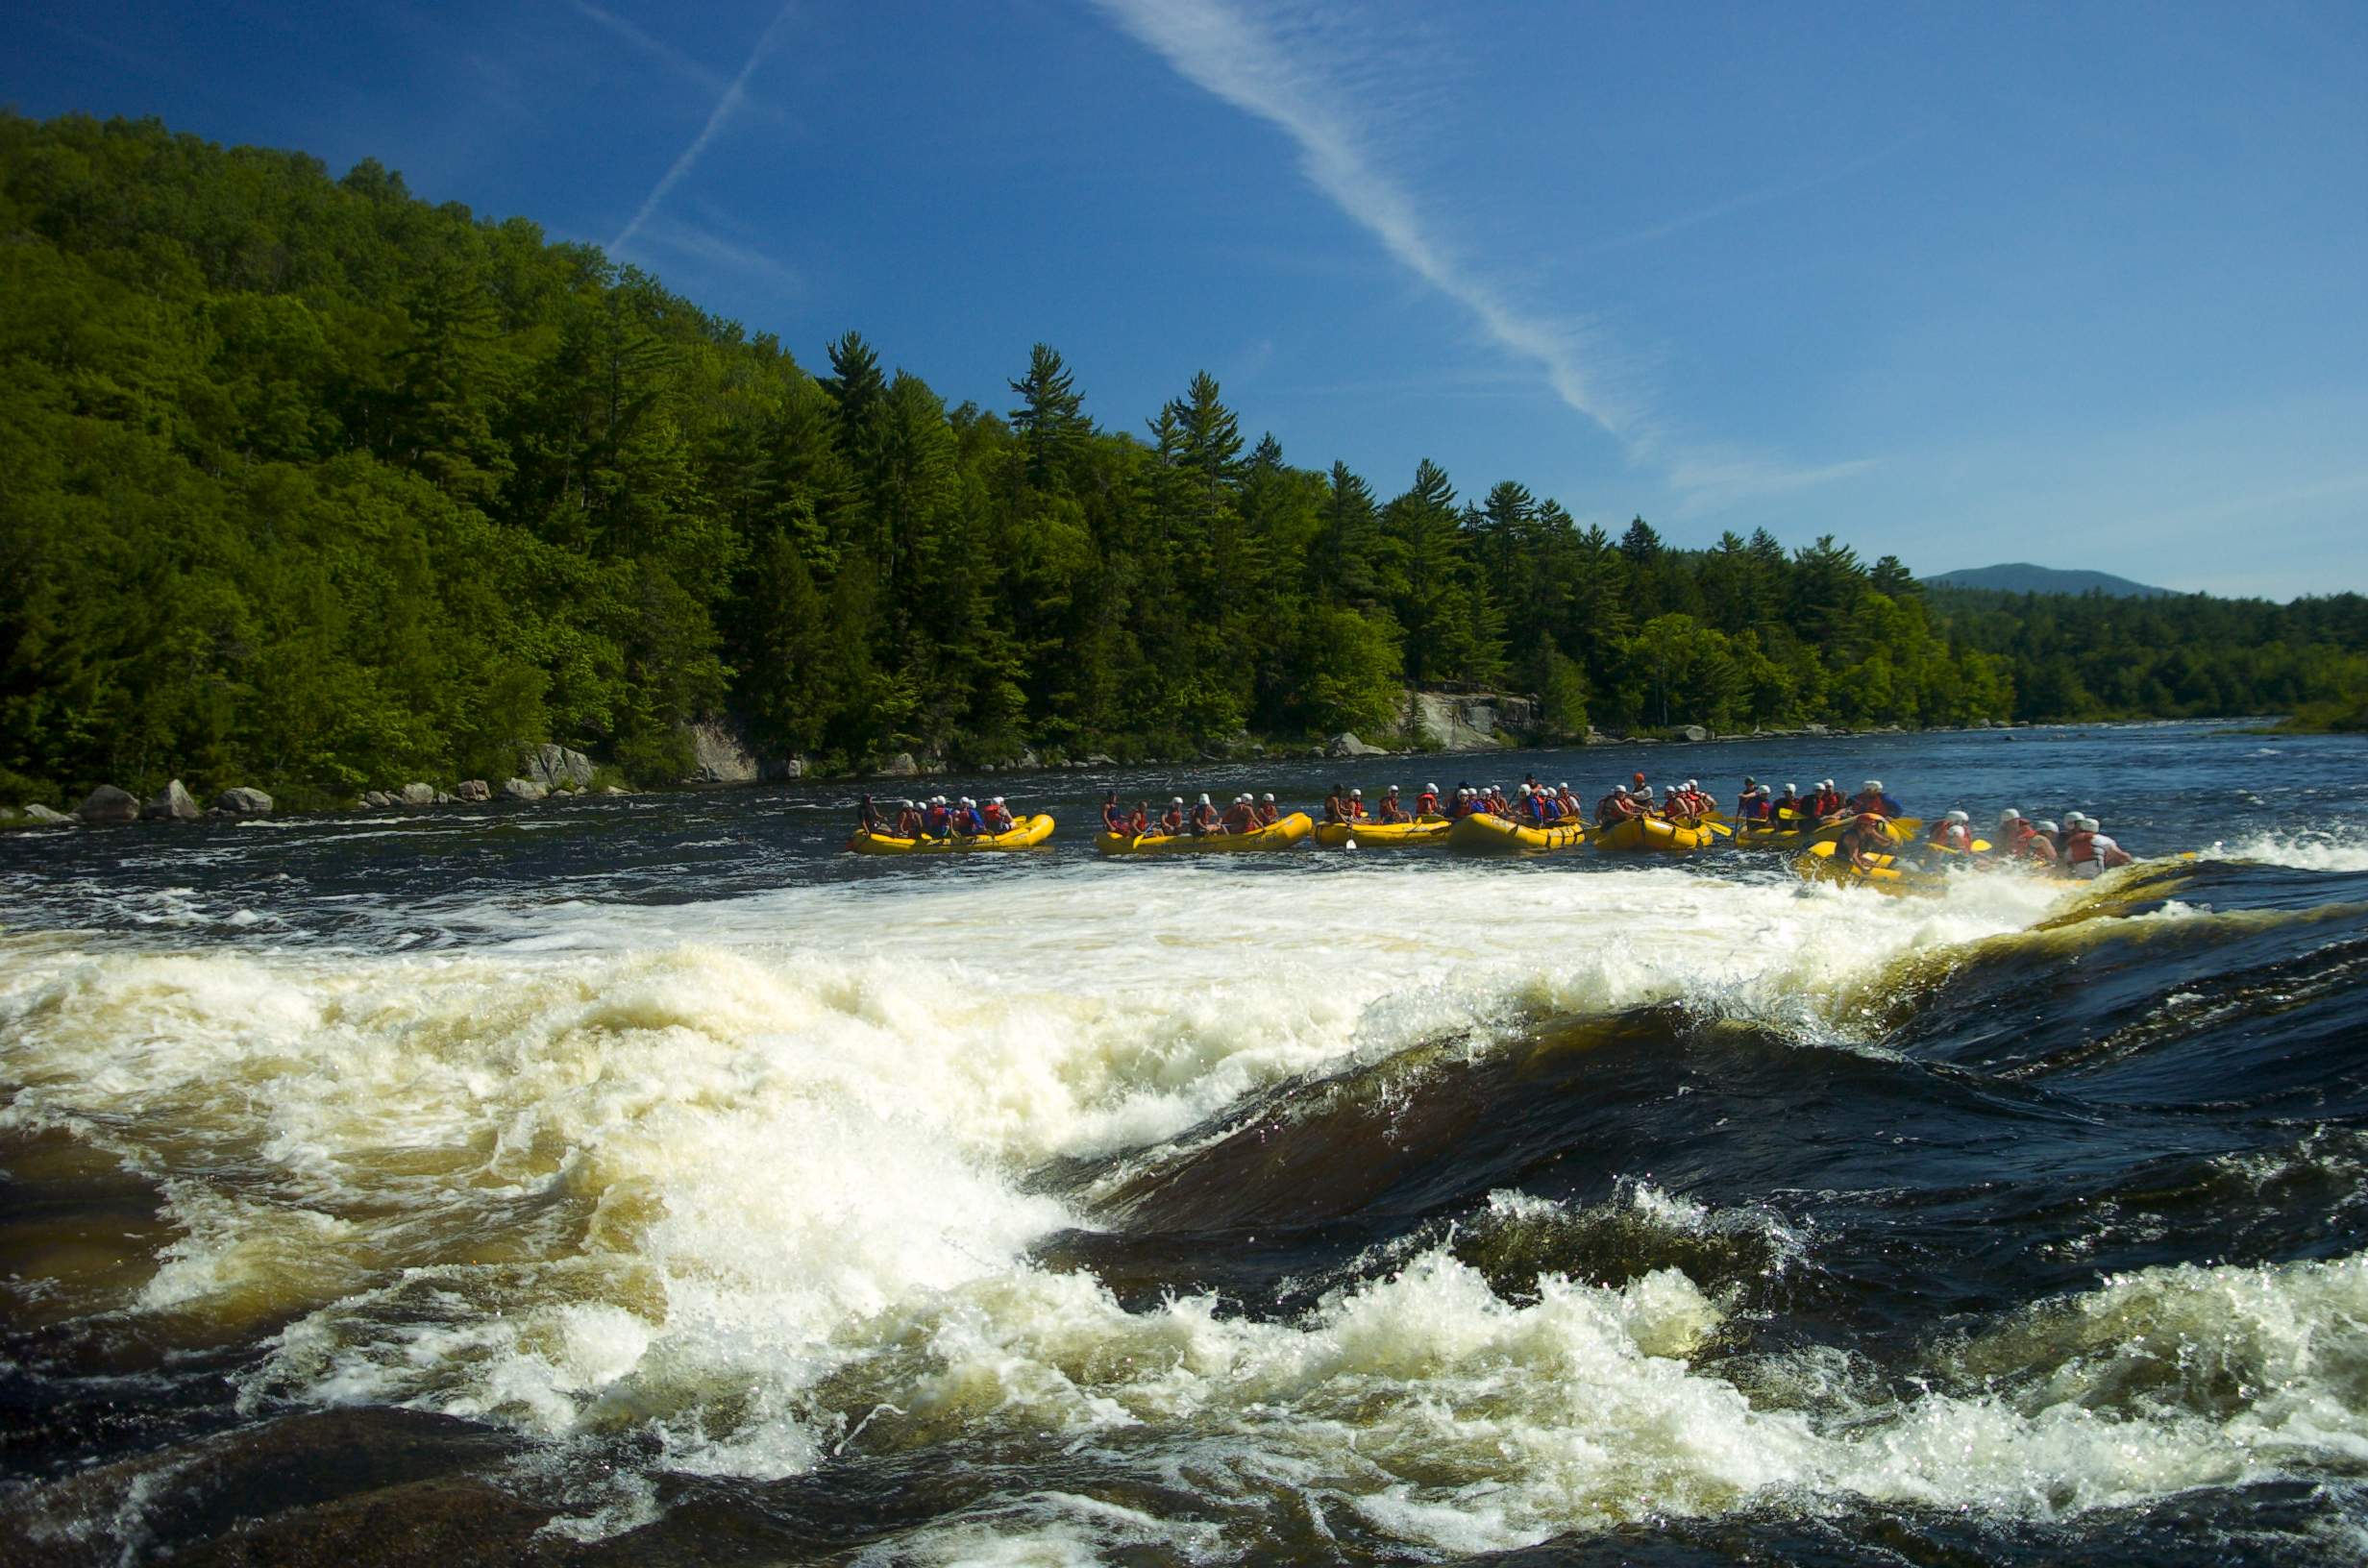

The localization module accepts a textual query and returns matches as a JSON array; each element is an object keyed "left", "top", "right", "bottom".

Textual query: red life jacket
[
  {"left": 2063, "top": 829, "right": 2097, "bottom": 865},
  {"left": 1416, "top": 792, "right": 1438, "bottom": 816}
]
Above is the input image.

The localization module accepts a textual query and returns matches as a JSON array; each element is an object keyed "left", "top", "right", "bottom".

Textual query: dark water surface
[{"left": 3, "top": 723, "right": 2367, "bottom": 1566}]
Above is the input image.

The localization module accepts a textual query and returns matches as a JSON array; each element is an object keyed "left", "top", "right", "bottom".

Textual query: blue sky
[{"left": 8, "top": 2, "right": 2365, "bottom": 598}]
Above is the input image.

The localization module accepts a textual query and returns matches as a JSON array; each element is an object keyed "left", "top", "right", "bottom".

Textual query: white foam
[
  {"left": 2205, "top": 827, "right": 2368, "bottom": 873},
  {"left": 0, "top": 860, "right": 2346, "bottom": 1552}
]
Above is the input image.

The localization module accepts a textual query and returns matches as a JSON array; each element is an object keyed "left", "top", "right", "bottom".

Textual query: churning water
[{"left": 4, "top": 723, "right": 2367, "bottom": 1565}]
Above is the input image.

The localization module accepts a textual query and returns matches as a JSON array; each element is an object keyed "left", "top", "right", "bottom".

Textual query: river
[{"left": 4, "top": 721, "right": 2366, "bottom": 1565}]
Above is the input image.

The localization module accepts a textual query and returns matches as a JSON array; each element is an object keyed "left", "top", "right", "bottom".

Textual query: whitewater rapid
[{"left": 13, "top": 844, "right": 2368, "bottom": 1557}]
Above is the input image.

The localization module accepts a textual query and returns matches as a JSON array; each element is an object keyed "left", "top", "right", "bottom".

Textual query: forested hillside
[{"left": 3, "top": 113, "right": 2362, "bottom": 806}]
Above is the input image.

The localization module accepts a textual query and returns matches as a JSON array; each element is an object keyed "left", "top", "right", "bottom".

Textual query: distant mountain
[{"left": 1922, "top": 562, "right": 2174, "bottom": 598}]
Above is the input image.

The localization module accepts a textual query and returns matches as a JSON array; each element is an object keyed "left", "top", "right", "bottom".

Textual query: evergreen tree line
[{"left": 3, "top": 114, "right": 2361, "bottom": 806}]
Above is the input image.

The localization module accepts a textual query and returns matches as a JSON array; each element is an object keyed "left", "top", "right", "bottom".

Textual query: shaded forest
[{"left": 3, "top": 113, "right": 2362, "bottom": 805}]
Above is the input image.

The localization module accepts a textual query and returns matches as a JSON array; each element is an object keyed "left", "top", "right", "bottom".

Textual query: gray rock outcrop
[
  {"left": 399, "top": 782, "right": 436, "bottom": 806},
  {"left": 1401, "top": 693, "right": 1507, "bottom": 752},
  {"left": 215, "top": 787, "right": 273, "bottom": 816},
  {"left": 1327, "top": 732, "right": 1390, "bottom": 757},
  {"left": 683, "top": 723, "right": 756, "bottom": 784},
  {"left": 501, "top": 778, "right": 547, "bottom": 802},
  {"left": 75, "top": 785, "right": 140, "bottom": 824},
  {"left": 362, "top": 791, "right": 392, "bottom": 808},
  {"left": 22, "top": 802, "right": 72, "bottom": 824},
  {"left": 523, "top": 744, "right": 595, "bottom": 790},
  {"left": 1668, "top": 724, "right": 1709, "bottom": 744},
  {"left": 454, "top": 779, "right": 490, "bottom": 802},
  {"left": 879, "top": 752, "right": 920, "bottom": 776},
  {"left": 143, "top": 780, "right": 202, "bottom": 821}
]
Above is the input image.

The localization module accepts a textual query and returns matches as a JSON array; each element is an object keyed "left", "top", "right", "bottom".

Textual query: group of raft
[{"left": 847, "top": 775, "right": 2139, "bottom": 894}]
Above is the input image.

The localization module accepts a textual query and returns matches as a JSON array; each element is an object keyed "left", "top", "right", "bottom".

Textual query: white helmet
[
  {"left": 1198, "top": 794, "right": 1211, "bottom": 804},
  {"left": 1864, "top": 780, "right": 1882, "bottom": 792},
  {"left": 1613, "top": 785, "right": 1629, "bottom": 796},
  {"left": 1172, "top": 796, "right": 1184, "bottom": 805},
  {"left": 2035, "top": 820, "right": 2060, "bottom": 833},
  {"left": 1517, "top": 784, "right": 1534, "bottom": 796},
  {"left": 1262, "top": 793, "right": 1274, "bottom": 802},
  {"left": 1784, "top": 783, "right": 1797, "bottom": 795},
  {"left": 992, "top": 796, "right": 1005, "bottom": 805},
  {"left": 1946, "top": 810, "right": 1968, "bottom": 823},
  {"left": 2001, "top": 807, "right": 2022, "bottom": 823},
  {"left": 1427, "top": 783, "right": 1439, "bottom": 793}
]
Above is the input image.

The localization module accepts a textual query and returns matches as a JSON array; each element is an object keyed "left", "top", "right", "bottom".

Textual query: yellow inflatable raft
[
  {"left": 1736, "top": 815, "right": 1922, "bottom": 850},
  {"left": 1097, "top": 812, "right": 1314, "bottom": 855},
  {"left": 1594, "top": 815, "right": 1720, "bottom": 853},
  {"left": 849, "top": 814, "right": 1055, "bottom": 854},
  {"left": 1444, "top": 812, "right": 1588, "bottom": 855},
  {"left": 1314, "top": 815, "right": 1451, "bottom": 848},
  {"left": 1791, "top": 839, "right": 1950, "bottom": 895}
]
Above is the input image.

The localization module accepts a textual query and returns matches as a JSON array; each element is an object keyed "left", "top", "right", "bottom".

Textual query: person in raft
[
  {"left": 1595, "top": 784, "right": 1642, "bottom": 825},
  {"left": 981, "top": 796, "right": 1016, "bottom": 833},
  {"left": 1809, "top": 780, "right": 1846, "bottom": 821},
  {"left": 1102, "top": 791, "right": 1129, "bottom": 835},
  {"left": 1735, "top": 784, "right": 1769, "bottom": 825},
  {"left": 1323, "top": 784, "right": 1348, "bottom": 823},
  {"left": 1847, "top": 779, "right": 1905, "bottom": 818},
  {"left": 1927, "top": 810, "right": 1974, "bottom": 851},
  {"left": 2061, "top": 814, "right": 2134, "bottom": 878},
  {"left": 858, "top": 794, "right": 885, "bottom": 834},
  {"left": 1377, "top": 787, "right": 1412, "bottom": 823},
  {"left": 1162, "top": 796, "right": 1186, "bottom": 834},
  {"left": 1992, "top": 808, "right": 2057, "bottom": 868},
  {"left": 1416, "top": 783, "right": 1440, "bottom": 817},
  {"left": 1769, "top": 784, "right": 1806, "bottom": 825},
  {"left": 1189, "top": 794, "right": 1220, "bottom": 836},
  {"left": 1839, "top": 812, "right": 1897, "bottom": 873},
  {"left": 893, "top": 798, "right": 926, "bottom": 837},
  {"left": 1257, "top": 793, "right": 1281, "bottom": 826},
  {"left": 923, "top": 796, "right": 952, "bottom": 835},
  {"left": 1221, "top": 794, "right": 1258, "bottom": 833}
]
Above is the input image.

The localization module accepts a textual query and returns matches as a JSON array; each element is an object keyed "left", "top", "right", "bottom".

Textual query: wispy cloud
[
  {"left": 609, "top": 3, "right": 801, "bottom": 255},
  {"left": 1090, "top": 0, "right": 1862, "bottom": 507},
  {"left": 574, "top": 1, "right": 728, "bottom": 95},
  {"left": 629, "top": 209, "right": 802, "bottom": 295}
]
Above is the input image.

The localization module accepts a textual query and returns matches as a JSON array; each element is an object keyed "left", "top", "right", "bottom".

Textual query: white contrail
[
  {"left": 1090, "top": 0, "right": 1634, "bottom": 438},
  {"left": 611, "top": 3, "right": 800, "bottom": 255},
  {"left": 1089, "top": 0, "right": 1866, "bottom": 507}
]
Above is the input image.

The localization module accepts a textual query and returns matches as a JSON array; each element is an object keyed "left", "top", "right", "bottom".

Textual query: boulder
[
  {"left": 1327, "top": 732, "right": 1390, "bottom": 758},
  {"left": 1402, "top": 693, "right": 1504, "bottom": 752},
  {"left": 1667, "top": 724, "right": 1709, "bottom": 744},
  {"left": 362, "top": 791, "right": 392, "bottom": 807},
  {"left": 683, "top": 723, "right": 758, "bottom": 784},
  {"left": 521, "top": 743, "right": 596, "bottom": 790},
  {"left": 760, "top": 754, "right": 806, "bottom": 780},
  {"left": 22, "top": 802, "right": 72, "bottom": 824},
  {"left": 142, "top": 779, "right": 203, "bottom": 821},
  {"left": 215, "top": 786, "right": 274, "bottom": 816},
  {"left": 75, "top": 784, "right": 140, "bottom": 824},
  {"left": 603, "top": 785, "right": 629, "bottom": 796},
  {"left": 1014, "top": 747, "right": 1042, "bottom": 771},
  {"left": 434, "top": 791, "right": 456, "bottom": 804},
  {"left": 454, "top": 779, "right": 491, "bottom": 802},
  {"left": 399, "top": 782, "right": 436, "bottom": 806},
  {"left": 1084, "top": 753, "right": 1117, "bottom": 767},
  {"left": 1804, "top": 723, "right": 1829, "bottom": 737},
  {"left": 879, "top": 752, "right": 921, "bottom": 777},
  {"left": 501, "top": 778, "right": 547, "bottom": 802}
]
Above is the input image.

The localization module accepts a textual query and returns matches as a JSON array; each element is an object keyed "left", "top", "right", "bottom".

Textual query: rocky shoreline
[{"left": 6, "top": 716, "right": 2035, "bottom": 832}]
